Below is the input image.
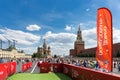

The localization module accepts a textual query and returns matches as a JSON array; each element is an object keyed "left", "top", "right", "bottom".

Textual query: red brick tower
[
  {"left": 75, "top": 25, "right": 84, "bottom": 55},
  {"left": 70, "top": 25, "right": 84, "bottom": 57}
]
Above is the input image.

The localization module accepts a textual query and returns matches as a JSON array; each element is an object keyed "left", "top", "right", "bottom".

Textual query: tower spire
[
  {"left": 43, "top": 38, "right": 47, "bottom": 49},
  {"left": 76, "top": 25, "right": 82, "bottom": 42},
  {"left": 70, "top": 24, "right": 85, "bottom": 57},
  {"left": 78, "top": 25, "right": 80, "bottom": 31}
]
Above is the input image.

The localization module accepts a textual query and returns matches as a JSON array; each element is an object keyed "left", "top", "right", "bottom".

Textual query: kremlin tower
[{"left": 70, "top": 25, "right": 85, "bottom": 57}]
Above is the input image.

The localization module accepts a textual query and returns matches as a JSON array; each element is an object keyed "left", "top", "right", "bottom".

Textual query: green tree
[
  {"left": 36, "top": 53, "right": 40, "bottom": 58},
  {"left": 32, "top": 53, "right": 36, "bottom": 58},
  {"left": 32, "top": 53, "right": 41, "bottom": 58}
]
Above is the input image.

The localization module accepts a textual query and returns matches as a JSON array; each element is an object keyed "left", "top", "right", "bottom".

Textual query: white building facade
[{"left": 0, "top": 49, "right": 31, "bottom": 59}]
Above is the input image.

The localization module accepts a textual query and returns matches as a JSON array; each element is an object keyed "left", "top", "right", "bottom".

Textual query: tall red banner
[{"left": 96, "top": 7, "right": 113, "bottom": 72}]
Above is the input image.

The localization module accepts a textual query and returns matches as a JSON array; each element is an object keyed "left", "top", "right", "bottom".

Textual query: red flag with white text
[{"left": 96, "top": 7, "right": 113, "bottom": 72}]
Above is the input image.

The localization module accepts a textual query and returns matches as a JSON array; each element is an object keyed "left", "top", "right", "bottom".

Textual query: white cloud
[
  {"left": 26, "top": 24, "right": 41, "bottom": 31},
  {"left": 80, "top": 21, "right": 96, "bottom": 29},
  {"left": 65, "top": 25, "right": 72, "bottom": 31},
  {"left": 43, "top": 31, "right": 76, "bottom": 55},
  {"left": 0, "top": 28, "right": 41, "bottom": 54},
  {"left": 18, "top": 47, "right": 37, "bottom": 54},
  {"left": 49, "top": 42, "right": 74, "bottom": 56},
  {"left": 0, "top": 28, "right": 40, "bottom": 46},
  {"left": 44, "top": 31, "right": 76, "bottom": 43},
  {"left": 65, "top": 25, "right": 75, "bottom": 31},
  {"left": 113, "top": 28, "right": 120, "bottom": 43},
  {"left": 86, "top": 8, "right": 90, "bottom": 11},
  {"left": 82, "top": 27, "right": 97, "bottom": 48}
]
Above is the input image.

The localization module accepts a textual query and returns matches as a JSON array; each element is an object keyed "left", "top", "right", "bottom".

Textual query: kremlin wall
[{"left": 70, "top": 25, "right": 120, "bottom": 57}]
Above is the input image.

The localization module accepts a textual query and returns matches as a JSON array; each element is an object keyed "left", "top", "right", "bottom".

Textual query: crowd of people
[
  {"left": 0, "top": 57, "right": 31, "bottom": 64},
  {"left": 36, "top": 57, "right": 120, "bottom": 72},
  {"left": 113, "top": 61, "right": 120, "bottom": 72},
  {"left": 1, "top": 57, "right": 120, "bottom": 73}
]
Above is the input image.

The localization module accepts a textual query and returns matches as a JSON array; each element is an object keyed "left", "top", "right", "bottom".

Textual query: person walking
[
  {"left": 113, "top": 61, "right": 117, "bottom": 68},
  {"left": 95, "top": 61, "right": 99, "bottom": 70},
  {"left": 83, "top": 60, "right": 87, "bottom": 67},
  {"left": 0, "top": 58, "right": 3, "bottom": 63},
  {"left": 118, "top": 62, "right": 120, "bottom": 72}
]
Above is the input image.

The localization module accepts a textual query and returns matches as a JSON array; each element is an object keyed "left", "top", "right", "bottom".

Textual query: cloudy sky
[{"left": 0, "top": 0, "right": 120, "bottom": 56}]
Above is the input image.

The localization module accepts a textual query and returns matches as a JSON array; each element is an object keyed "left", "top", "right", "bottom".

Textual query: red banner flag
[{"left": 96, "top": 7, "right": 113, "bottom": 72}]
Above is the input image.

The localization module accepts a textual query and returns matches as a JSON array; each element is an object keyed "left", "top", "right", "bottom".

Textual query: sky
[{"left": 0, "top": 0, "right": 120, "bottom": 56}]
